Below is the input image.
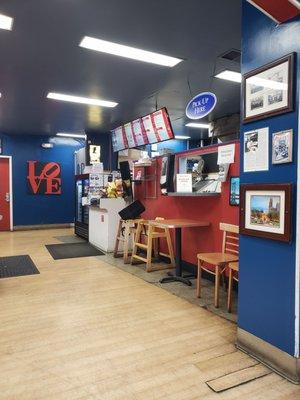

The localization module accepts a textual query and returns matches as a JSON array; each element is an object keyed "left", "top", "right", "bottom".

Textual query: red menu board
[
  {"left": 111, "top": 108, "right": 174, "bottom": 152},
  {"left": 132, "top": 118, "right": 149, "bottom": 146},
  {"left": 111, "top": 126, "right": 128, "bottom": 152},
  {"left": 124, "top": 122, "right": 137, "bottom": 148},
  {"left": 152, "top": 108, "right": 174, "bottom": 142},
  {"left": 142, "top": 114, "right": 159, "bottom": 144}
]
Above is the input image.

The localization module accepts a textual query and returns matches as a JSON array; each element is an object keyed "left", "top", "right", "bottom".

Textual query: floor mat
[
  {"left": 53, "top": 235, "right": 86, "bottom": 244},
  {"left": 46, "top": 242, "right": 104, "bottom": 260},
  {"left": 0, "top": 255, "right": 40, "bottom": 278}
]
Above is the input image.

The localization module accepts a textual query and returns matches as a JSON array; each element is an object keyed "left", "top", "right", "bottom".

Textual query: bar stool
[
  {"left": 227, "top": 261, "right": 239, "bottom": 313},
  {"left": 114, "top": 219, "right": 141, "bottom": 264},
  {"left": 131, "top": 218, "right": 175, "bottom": 272}
]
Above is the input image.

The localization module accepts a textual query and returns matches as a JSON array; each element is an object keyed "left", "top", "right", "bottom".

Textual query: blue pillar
[{"left": 238, "top": 0, "right": 300, "bottom": 382}]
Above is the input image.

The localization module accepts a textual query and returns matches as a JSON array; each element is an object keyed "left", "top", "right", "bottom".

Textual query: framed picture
[
  {"left": 272, "top": 129, "right": 293, "bottom": 164},
  {"left": 229, "top": 176, "right": 240, "bottom": 206},
  {"left": 240, "top": 183, "right": 292, "bottom": 242},
  {"left": 243, "top": 53, "right": 294, "bottom": 123}
]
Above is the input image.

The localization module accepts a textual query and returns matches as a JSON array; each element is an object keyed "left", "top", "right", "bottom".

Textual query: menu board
[
  {"left": 132, "top": 118, "right": 148, "bottom": 146},
  {"left": 111, "top": 126, "right": 128, "bottom": 152},
  {"left": 142, "top": 114, "right": 159, "bottom": 144},
  {"left": 152, "top": 108, "right": 174, "bottom": 142},
  {"left": 111, "top": 108, "right": 174, "bottom": 152},
  {"left": 124, "top": 122, "right": 136, "bottom": 148}
]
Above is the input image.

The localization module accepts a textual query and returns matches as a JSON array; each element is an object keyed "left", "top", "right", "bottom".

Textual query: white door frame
[{"left": 0, "top": 155, "right": 13, "bottom": 231}]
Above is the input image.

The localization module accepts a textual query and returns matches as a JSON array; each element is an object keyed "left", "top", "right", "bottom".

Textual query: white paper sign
[
  {"left": 176, "top": 174, "right": 192, "bottom": 193},
  {"left": 244, "top": 127, "right": 269, "bottom": 172},
  {"left": 217, "top": 144, "right": 235, "bottom": 165}
]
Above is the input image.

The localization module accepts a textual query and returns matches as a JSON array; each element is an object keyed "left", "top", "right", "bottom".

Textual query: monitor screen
[
  {"left": 111, "top": 126, "right": 128, "bottom": 152},
  {"left": 111, "top": 107, "right": 174, "bottom": 152}
]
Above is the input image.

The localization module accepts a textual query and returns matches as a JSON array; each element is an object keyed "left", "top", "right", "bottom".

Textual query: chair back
[{"left": 219, "top": 223, "right": 239, "bottom": 256}]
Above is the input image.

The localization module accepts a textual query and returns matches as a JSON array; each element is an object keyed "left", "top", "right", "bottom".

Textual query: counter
[{"left": 89, "top": 198, "right": 126, "bottom": 252}]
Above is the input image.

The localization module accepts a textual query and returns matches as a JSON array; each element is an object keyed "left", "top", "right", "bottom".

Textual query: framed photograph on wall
[
  {"left": 240, "top": 183, "right": 292, "bottom": 242},
  {"left": 272, "top": 129, "right": 293, "bottom": 165},
  {"left": 243, "top": 53, "right": 294, "bottom": 123},
  {"left": 229, "top": 176, "right": 240, "bottom": 206}
]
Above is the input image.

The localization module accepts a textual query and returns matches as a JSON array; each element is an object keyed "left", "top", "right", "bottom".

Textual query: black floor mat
[
  {"left": 0, "top": 255, "right": 40, "bottom": 279},
  {"left": 45, "top": 242, "right": 104, "bottom": 260}
]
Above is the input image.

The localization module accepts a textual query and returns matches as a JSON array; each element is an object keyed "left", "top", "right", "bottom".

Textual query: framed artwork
[
  {"left": 243, "top": 53, "right": 294, "bottom": 123},
  {"left": 272, "top": 129, "right": 293, "bottom": 164},
  {"left": 240, "top": 183, "right": 292, "bottom": 242},
  {"left": 229, "top": 176, "right": 240, "bottom": 206}
]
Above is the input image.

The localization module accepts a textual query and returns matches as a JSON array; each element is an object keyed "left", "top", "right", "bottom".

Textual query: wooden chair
[
  {"left": 131, "top": 218, "right": 175, "bottom": 272},
  {"left": 114, "top": 219, "right": 141, "bottom": 264},
  {"left": 227, "top": 261, "right": 239, "bottom": 313},
  {"left": 196, "top": 223, "right": 239, "bottom": 308}
]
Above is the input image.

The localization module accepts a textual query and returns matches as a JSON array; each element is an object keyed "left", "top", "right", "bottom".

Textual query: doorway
[{"left": 0, "top": 156, "right": 13, "bottom": 231}]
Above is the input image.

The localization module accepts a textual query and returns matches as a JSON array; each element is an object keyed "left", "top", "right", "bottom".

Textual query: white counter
[{"left": 89, "top": 198, "right": 126, "bottom": 252}]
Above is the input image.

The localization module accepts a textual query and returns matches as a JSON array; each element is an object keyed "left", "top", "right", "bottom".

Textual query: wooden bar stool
[
  {"left": 196, "top": 223, "right": 239, "bottom": 308},
  {"left": 131, "top": 218, "right": 175, "bottom": 272},
  {"left": 114, "top": 219, "right": 141, "bottom": 264},
  {"left": 227, "top": 261, "right": 239, "bottom": 313}
]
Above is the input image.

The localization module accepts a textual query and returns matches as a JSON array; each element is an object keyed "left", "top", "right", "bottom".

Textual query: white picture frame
[{"left": 272, "top": 129, "right": 293, "bottom": 165}]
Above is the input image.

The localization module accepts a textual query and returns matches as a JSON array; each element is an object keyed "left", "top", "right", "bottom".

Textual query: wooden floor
[{"left": 0, "top": 228, "right": 299, "bottom": 400}]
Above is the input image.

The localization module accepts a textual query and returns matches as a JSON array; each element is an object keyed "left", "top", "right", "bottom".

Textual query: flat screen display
[
  {"left": 132, "top": 118, "right": 149, "bottom": 146},
  {"left": 124, "top": 122, "right": 136, "bottom": 148},
  {"left": 111, "top": 126, "right": 128, "bottom": 152},
  {"left": 111, "top": 108, "right": 174, "bottom": 152}
]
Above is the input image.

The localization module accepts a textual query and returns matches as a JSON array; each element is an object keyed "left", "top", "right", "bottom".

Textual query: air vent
[{"left": 219, "top": 49, "right": 241, "bottom": 62}]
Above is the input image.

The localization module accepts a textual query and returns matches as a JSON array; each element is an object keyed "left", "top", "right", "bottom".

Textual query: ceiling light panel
[
  {"left": 56, "top": 132, "right": 86, "bottom": 139},
  {"left": 0, "top": 13, "right": 13, "bottom": 31},
  {"left": 47, "top": 92, "right": 118, "bottom": 108},
  {"left": 185, "top": 123, "right": 210, "bottom": 129},
  {"left": 175, "top": 135, "right": 191, "bottom": 140},
  {"left": 79, "top": 36, "right": 183, "bottom": 67},
  {"left": 215, "top": 70, "right": 242, "bottom": 83}
]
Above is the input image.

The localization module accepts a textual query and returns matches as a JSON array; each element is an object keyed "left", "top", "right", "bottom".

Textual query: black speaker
[{"left": 119, "top": 200, "right": 145, "bottom": 220}]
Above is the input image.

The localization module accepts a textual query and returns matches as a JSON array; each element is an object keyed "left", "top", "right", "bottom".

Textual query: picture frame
[
  {"left": 240, "top": 183, "right": 292, "bottom": 242},
  {"left": 242, "top": 53, "right": 294, "bottom": 123},
  {"left": 229, "top": 176, "right": 240, "bottom": 206},
  {"left": 272, "top": 129, "right": 293, "bottom": 165}
]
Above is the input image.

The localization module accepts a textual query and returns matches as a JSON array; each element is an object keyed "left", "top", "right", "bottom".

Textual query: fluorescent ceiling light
[
  {"left": 175, "top": 135, "right": 191, "bottom": 140},
  {"left": 47, "top": 92, "right": 118, "bottom": 108},
  {"left": 0, "top": 13, "right": 13, "bottom": 31},
  {"left": 185, "top": 122, "right": 210, "bottom": 129},
  {"left": 215, "top": 70, "right": 242, "bottom": 83},
  {"left": 56, "top": 132, "right": 86, "bottom": 139},
  {"left": 79, "top": 36, "right": 183, "bottom": 67}
]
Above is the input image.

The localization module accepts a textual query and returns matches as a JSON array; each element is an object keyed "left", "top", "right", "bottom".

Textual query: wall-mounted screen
[{"left": 111, "top": 107, "right": 174, "bottom": 152}]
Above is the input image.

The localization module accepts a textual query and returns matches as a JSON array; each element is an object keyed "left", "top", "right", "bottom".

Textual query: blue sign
[{"left": 185, "top": 92, "right": 217, "bottom": 120}]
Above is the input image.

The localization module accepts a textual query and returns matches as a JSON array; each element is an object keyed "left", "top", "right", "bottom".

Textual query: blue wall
[
  {"left": 0, "top": 134, "right": 83, "bottom": 226},
  {"left": 239, "top": 2, "right": 300, "bottom": 355}
]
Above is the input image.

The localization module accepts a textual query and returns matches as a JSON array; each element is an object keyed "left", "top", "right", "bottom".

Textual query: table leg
[{"left": 159, "top": 228, "right": 192, "bottom": 286}]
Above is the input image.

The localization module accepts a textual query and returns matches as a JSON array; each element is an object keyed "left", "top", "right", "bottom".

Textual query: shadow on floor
[
  {"left": 54, "top": 234, "right": 237, "bottom": 324},
  {"left": 100, "top": 253, "right": 237, "bottom": 324}
]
